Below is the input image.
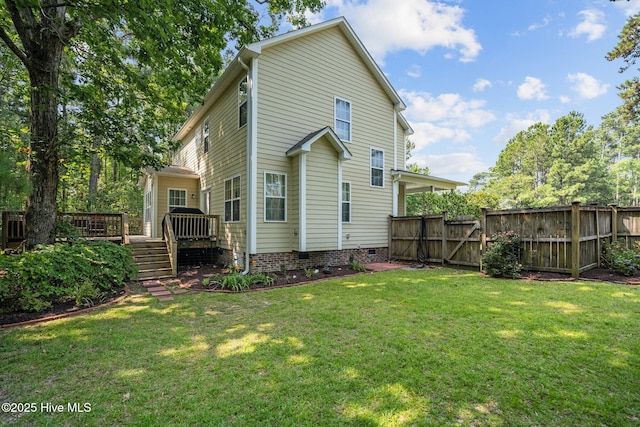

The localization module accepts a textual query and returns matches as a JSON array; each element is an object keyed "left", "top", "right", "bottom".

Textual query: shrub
[
  {"left": 602, "top": 241, "right": 640, "bottom": 276},
  {"left": 0, "top": 241, "right": 136, "bottom": 313},
  {"left": 482, "top": 231, "right": 522, "bottom": 278}
]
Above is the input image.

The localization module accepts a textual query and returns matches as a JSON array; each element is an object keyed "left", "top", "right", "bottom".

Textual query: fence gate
[{"left": 443, "top": 218, "right": 481, "bottom": 268}]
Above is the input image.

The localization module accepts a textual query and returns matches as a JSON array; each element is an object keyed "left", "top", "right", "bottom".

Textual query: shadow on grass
[{"left": 1, "top": 269, "right": 640, "bottom": 425}]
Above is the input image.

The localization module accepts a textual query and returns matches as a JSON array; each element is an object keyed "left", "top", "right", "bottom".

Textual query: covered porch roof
[{"left": 391, "top": 169, "right": 466, "bottom": 193}]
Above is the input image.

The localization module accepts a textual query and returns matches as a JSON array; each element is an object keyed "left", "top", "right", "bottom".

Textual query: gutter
[{"left": 238, "top": 56, "right": 258, "bottom": 275}]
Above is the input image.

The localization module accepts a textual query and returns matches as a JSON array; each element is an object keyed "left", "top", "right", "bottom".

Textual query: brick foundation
[{"left": 217, "top": 247, "right": 389, "bottom": 273}]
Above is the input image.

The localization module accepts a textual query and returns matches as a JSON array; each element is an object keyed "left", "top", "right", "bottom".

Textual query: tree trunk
[
  {"left": 21, "top": 6, "right": 66, "bottom": 248},
  {"left": 88, "top": 137, "right": 101, "bottom": 209}
]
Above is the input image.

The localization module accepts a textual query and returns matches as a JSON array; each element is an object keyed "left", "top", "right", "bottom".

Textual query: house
[{"left": 141, "top": 17, "right": 464, "bottom": 273}]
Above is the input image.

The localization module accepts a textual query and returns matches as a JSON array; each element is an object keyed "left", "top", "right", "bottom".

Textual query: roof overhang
[
  {"left": 144, "top": 165, "right": 200, "bottom": 179},
  {"left": 391, "top": 169, "right": 466, "bottom": 193},
  {"left": 286, "top": 127, "right": 352, "bottom": 160}
]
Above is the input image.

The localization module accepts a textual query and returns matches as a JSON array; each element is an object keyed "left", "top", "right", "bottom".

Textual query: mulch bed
[
  {"left": 173, "top": 264, "right": 365, "bottom": 291},
  {"left": 1, "top": 266, "right": 638, "bottom": 327}
]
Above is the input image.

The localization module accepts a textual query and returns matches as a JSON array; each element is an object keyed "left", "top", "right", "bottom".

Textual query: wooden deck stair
[{"left": 129, "top": 238, "right": 174, "bottom": 280}]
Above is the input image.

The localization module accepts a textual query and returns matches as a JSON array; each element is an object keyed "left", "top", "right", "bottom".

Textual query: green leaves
[{"left": 0, "top": 241, "right": 136, "bottom": 312}]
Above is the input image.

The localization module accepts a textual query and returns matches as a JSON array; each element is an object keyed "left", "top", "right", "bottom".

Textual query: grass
[{"left": 1, "top": 268, "right": 639, "bottom": 426}]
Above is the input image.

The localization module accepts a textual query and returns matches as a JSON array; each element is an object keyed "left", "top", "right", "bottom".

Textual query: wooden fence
[{"left": 389, "top": 203, "right": 640, "bottom": 278}]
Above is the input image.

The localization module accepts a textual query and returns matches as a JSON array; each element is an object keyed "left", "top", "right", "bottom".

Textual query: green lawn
[{"left": 1, "top": 268, "right": 639, "bottom": 426}]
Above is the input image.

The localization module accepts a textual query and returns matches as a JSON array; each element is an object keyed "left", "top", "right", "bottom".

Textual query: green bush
[
  {"left": 602, "top": 241, "right": 640, "bottom": 276},
  {"left": 0, "top": 241, "right": 136, "bottom": 313},
  {"left": 482, "top": 231, "right": 522, "bottom": 278}
]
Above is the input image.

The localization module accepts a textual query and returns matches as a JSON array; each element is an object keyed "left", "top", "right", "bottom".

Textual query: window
[
  {"left": 264, "top": 172, "right": 286, "bottom": 222},
  {"left": 168, "top": 189, "right": 187, "bottom": 210},
  {"left": 342, "top": 182, "right": 351, "bottom": 223},
  {"left": 203, "top": 119, "right": 210, "bottom": 153},
  {"left": 144, "top": 191, "right": 152, "bottom": 222},
  {"left": 335, "top": 98, "right": 351, "bottom": 141},
  {"left": 224, "top": 176, "right": 241, "bottom": 222},
  {"left": 239, "top": 78, "right": 248, "bottom": 128},
  {"left": 370, "top": 148, "right": 384, "bottom": 188}
]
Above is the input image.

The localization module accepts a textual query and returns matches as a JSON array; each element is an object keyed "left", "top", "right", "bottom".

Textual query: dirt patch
[
  {"left": 518, "top": 268, "right": 640, "bottom": 284},
  {"left": 0, "top": 288, "right": 128, "bottom": 327}
]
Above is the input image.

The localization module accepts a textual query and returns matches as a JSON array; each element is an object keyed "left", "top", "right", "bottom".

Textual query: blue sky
[{"left": 300, "top": 0, "right": 640, "bottom": 185}]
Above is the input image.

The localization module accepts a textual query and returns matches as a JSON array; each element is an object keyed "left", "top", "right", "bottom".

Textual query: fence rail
[
  {"left": 390, "top": 203, "right": 640, "bottom": 278},
  {"left": 164, "top": 213, "right": 220, "bottom": 240},
  {"left": 1, "top": 211, "right": 131, "bottom": 249}
]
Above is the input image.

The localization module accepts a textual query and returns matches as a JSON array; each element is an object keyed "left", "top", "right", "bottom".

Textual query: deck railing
[
  {"left": 1, "top": 211, "right": 131, "bottom": 249},
  {"left": 164, "top": 213, "right": 220, "bottom": 240}
]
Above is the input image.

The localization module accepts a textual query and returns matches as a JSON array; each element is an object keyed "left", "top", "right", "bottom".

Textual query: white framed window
[
  {"left": 264, "top": 172, "right": 286, "bottom": 222},
  {"left": 335, "top": 97, "right": 351, "bottom": 142},
  {"left": 370, "top": 148, "right": 384, "bottom": 188},
  {"left": 144, "top": 191, "right": 152, "bottom": 222},
  {"left": 203, "top": 119, "right": 210, "bottom": 153},
  {"left": 224, "top": 175, "right": 241, "bottom": 222},
  {"left": 168, "top": 188, "right": 187, "bottom": 210},
  {"left": 342, "top": 181, "right": 351, "bottom": 223},
  {"left": 239, "top": 77, "right": 248, "bottom": 128}
]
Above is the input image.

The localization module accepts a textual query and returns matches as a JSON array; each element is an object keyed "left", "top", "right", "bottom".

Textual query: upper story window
[
  {"left": 335, "top": 97, "right": 351, "bottom": 142},
  {"left": 239, "top": 78, "right": 248, "bottom": 128},
  {"left": 264, "top": 172, "right": 286, "bottom": 222},
  {"left": 370, "top": 148, "right": 384, "bottom": 188},
  {"left": 224, "top": 175, "right": 241, "bottom": 222},
  {"left": 203, "top": 119, "right": 210, "bottom": 153}
]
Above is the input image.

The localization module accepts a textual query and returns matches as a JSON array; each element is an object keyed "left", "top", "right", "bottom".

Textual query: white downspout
[{"left": 239, "top": 57, "right": 258, "bottom": 274}]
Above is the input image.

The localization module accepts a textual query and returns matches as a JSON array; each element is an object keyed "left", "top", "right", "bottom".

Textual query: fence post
[
  {"left": 595, "top": 207, "right": 601, "bottom": 267},
  {"left": 441, "top": 211, "right": 447, "bottom": 265},
  {"left": 571, "top": 202, "right": 580, "bottom": 278},
  {"left": 388, "top": 215, "right": 393, "bottom": 261},
  {"left": 480, "top": 208, "right": 487, "bottom": 272},
  {"left": 1, "top": 211, "right": 7, "bottom": 250},
  {"left": 609, "top": 204, "right": 618, "bottom": 242},
  {"left": 121, "top": 212, "right": 129, "bottom": 245}
]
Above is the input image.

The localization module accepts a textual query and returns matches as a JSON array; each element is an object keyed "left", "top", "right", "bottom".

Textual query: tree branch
[{"left": 0, "top": 25, "right": 28, "bottom": 66}]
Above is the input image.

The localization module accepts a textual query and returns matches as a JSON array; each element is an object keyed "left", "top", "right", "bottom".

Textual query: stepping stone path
[{"left": 140, "top": 280, "right": 189, "bottom": 302}]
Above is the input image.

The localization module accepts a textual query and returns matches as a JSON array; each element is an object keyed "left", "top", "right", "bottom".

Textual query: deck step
[
  {"left": 128, "top": 239, "right": 175, "bottom": 280},
  {"left": 137, "top": 268, "right": 174, "bottom": 280}
]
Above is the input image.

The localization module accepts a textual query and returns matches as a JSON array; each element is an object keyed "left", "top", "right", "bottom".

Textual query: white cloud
[
  {"left": 401, "top": 90, "right": 495, "bottom": 128},
  {"left": 400, "top": 90, "right": 494, "bottom": 153},
  {"left": 308, "top": 0, "right": 482, "bottom": 63},
  {"left": 566, "top": 73, "right": 609, "bottom": 99},
  {"left": 560, "top": 95, "right": 571, "bottom": 104},
  {"left": 611, "top": 1, "right": 640, "bottom": 16},
  {"left": 410, "top": 122, "right": 471, "bottom": 150},
  {"left": 517, "top": 76, "right": 548, "bottom": 101},
  {"left": 407, "top": 64, "right": 421, "bottom": 78},
  {"left": 472, "top": 78, "right": 492, "bottom": 92},
  {"left": 492, "top": 110, "right": 551, "bottom": 145},
  {"left": 569, "top": 9, "right": 606, "bottom": 42},
  {"left": 410, "top": 152, "right": 487, "bottom": 177},
  {"left": 528, "top": 15, "right": 552, "bottom": 31}
]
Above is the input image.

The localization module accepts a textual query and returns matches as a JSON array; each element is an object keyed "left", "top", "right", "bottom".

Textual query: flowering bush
[
  {"left": 482, "top": 231, "right": 522, "bottom": 278},
  {"left": 602, "top": 241, "right": 640, "bottom": 276}
]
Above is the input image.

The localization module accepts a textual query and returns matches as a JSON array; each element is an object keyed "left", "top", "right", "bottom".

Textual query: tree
[
  {"left": 607, "top": 13, "right": 640, "bottom": 122},
  {"left": 0, "top": 0, "right": 323, "bottom": 247},
  {"left": 484, "top": 112, "right": 611, "bottom": 208}
]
